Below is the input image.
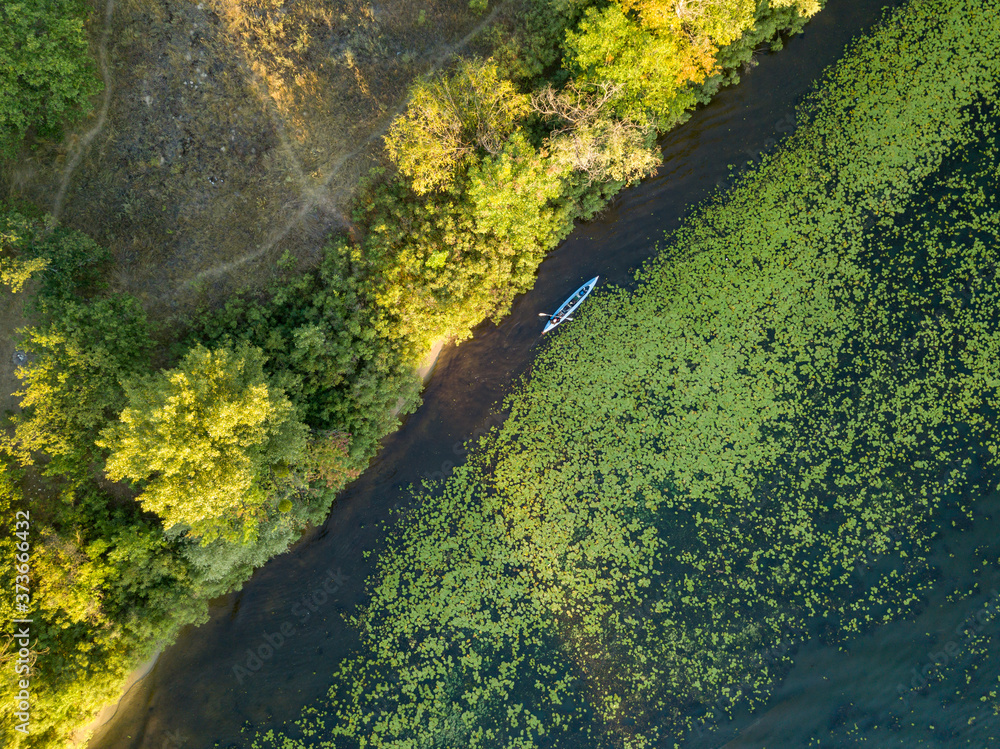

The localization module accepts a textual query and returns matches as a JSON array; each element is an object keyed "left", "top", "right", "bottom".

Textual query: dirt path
[{"left": 50, "top": 0, "right": 117, "bottom": 225}]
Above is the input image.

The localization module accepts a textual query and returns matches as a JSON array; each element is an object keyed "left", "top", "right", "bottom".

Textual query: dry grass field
[{"left": 1, "top": 0, "right": 520, "bottom": 319}]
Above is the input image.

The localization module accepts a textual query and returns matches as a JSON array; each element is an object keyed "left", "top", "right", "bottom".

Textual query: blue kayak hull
[{"left": 542, "top": 276, "right": 599, "bottom": 334}]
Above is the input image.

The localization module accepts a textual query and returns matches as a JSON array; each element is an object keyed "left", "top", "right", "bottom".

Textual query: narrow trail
[
  {"left": 50, "top": 0, "right": 116, "bottom": 225},
  {"left": 178, "top": 0, "right": 513, "bottom": 290}
]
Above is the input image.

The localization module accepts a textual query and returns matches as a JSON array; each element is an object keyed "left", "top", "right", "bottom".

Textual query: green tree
[
  {"left": 384, "top": 59, "right": 530, "bottom": 194},
  {"left": 3, "top": 296, "right": 151, "bottom": 477},
  {"left": 621, "top": 0, "right": 756, "bottom": 43},
  {"left": 359, "top": 144, "right": 574, "bottom": 351},
  {"left": 532, "top": 82, "right": 661, "bottom": 184},
  {"left": 564, "top": 0, "right": 808, "bottom": 126},
  {"left": 26, "top": 225, "right": 110, "bottom": 303},
  {"left": 467, "top": 132, "right": 566, "bottom": 255},
  {"left": 564, "top": 3, "right": 716, "bottom": 124},
  {"left": 190, "top": 238, "right": 420, "bottom": 468},
  {"left": 0, "top": 210, "right": 48, "bottom": 292},
  {"left": 0, "top": 0, "right": 103, "bottom": 156},
  {"left": 98, "top": 344, "right": 308, "bottom": 541},
  {"left": 564, "top": 1, "right": 822, "bottom": 126}
]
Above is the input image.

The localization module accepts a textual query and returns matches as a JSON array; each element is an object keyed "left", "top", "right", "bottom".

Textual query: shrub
[
  {"left": 0, "top": 210, "right": 48, "bottom": 291},
  {"left": 0, "top": 0, "right": 103, "bottom": 155}
]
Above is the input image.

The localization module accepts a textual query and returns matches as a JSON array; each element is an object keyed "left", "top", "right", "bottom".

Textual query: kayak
[{"left": 542, "top": 276, "right": 599, "bottom": 334}]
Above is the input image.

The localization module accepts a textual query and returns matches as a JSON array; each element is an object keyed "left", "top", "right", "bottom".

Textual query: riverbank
[
  {"left": 69, "top": 648, "right": 162, "bottom": 748},
  {"left": 417, "top": 339, "right": 446, "bottom": 384},
  {"left": 74, "top": 337, "right": 446, "bottom": 747}
]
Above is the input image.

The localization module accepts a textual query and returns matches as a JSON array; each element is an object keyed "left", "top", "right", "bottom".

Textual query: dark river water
[{"left": 87, "top": 0, "right": 1000, "bottom": 746}]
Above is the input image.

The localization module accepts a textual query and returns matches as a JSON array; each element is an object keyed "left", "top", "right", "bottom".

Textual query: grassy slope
[{"left": 0, "top": 0, "right": 513, "bottom": 316}]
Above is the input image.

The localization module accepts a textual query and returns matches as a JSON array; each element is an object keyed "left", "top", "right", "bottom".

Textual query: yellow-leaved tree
[
  {"left": 98, "top": 344, "right": 308, "bottom": 542},
  {"left": 565, "top": 0, "right": 819, "bottom": 126},
  {"left": 383, "top": 58, "right": 530, "bottom": 194}
]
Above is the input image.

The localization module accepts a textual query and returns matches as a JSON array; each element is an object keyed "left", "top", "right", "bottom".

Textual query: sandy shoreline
[
  {"left": 391, "top": 337, "right": 448, "bottom": 418},
  {"left": 416, "top": 338, "right": 446, "bottom": 384},
  {"left": 70, "top": 647, "right": 162, "bottom": 747}
]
